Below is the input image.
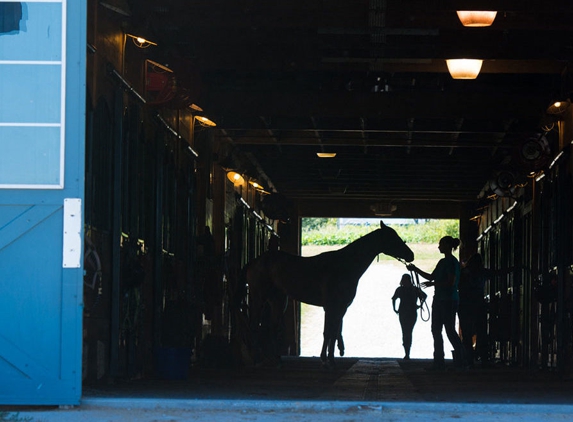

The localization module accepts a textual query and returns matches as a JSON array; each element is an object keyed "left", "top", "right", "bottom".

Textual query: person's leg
[
  {"left": 444, "top": 300, "right": 465, "bottom": 367},
  {"left": 400, "top": 312, "right": 416, "bottom": 359},
  {"left": 430, "top": 301, "right": 445, "bottom": 368}
]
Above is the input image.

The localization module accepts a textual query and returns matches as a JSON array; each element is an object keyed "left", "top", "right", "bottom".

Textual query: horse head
[{"left": 379, "top": 221, "right": 414, "bottom": 262}]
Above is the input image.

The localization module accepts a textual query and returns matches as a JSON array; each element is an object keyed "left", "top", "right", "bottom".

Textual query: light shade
[
  {"left": 546, "top": 99, "right": 571, "bottom": 115},
  {"left": 195, "top": 115, "right": 217, "bottom": 127},
  {"left": 316, "top": 152, "right": 337, "bottom": 158},
  {"left": 226, "top": 171, "right": 245, "bottom": 185},
  {"left": 249, "top": 179, "right": 265, "bottom": 190},
  {"left": 446, "top": 59, "right": 483, "bottom": 79},
  {"left": 126, "top": 33, "right": 157, "bottom": 48},
  {"left": 249, "top": 179, "right": 269, "bottom": 194},
  {"left": 456, "top": 11, "right": 497, "bottom": 27}
]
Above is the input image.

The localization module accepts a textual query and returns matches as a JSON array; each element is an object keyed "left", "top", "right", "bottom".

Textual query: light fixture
[
  {"left": 370, "top": 202, "right": 397, "bottom": 217},
  {"left": 195, "top": 115, "right": 217, "bottom": 127},
  {"left": 249, "top": 179, "right": 269, "bottom": 194},
  {"left": 446, "top": 59, "right": 483, "bottom": 79},
  {"left": 317, "top": 152, "right": 337, "bottom": 158},
  {"left": 226, "top": 171, "right": 245, "bottom": 186},
  {"left": 126, "top": 33, "right": 157, "bottom": 48},
  {"left": 456, "top": 11, "right": 497, "bottom": 27},
  {"left": 249, "top": 179, "right": 264, "bottom": 190},
  {"left": 546, "top": 99, "right": 571, "bottom": 115}
]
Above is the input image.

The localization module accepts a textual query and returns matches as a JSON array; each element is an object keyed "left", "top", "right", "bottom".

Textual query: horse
[{"left": 241, "top": 220, "right": 414, "bottom": 366}]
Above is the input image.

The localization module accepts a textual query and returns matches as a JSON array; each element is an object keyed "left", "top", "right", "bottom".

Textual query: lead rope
[
  {"left": 396, "top": 257, "right": 430, "bottom": 322},
  {"left": 412, "top": 267, "right": 430, "bottom": 322}
]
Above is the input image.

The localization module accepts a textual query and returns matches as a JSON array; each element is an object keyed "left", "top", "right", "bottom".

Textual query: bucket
[{"left": 155, "top": 347, "right": 191, "bottom": 380}]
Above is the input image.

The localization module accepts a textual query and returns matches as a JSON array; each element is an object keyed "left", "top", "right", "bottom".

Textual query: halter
[{"left": 395, "top": 257, "right": 430, "bottom": 322}]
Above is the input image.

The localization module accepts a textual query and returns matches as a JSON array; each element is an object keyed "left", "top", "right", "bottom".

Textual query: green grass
[
  {"left": 302, "top": 243, "right": 448, "bottom": 264},
  {"left": 301, "top": 219, "right": 459, "bottom": 246}
]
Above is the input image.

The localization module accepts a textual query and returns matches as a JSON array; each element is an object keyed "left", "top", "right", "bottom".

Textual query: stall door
[{"left": 0, "top": 1, "right": 86, "bottom": 405}]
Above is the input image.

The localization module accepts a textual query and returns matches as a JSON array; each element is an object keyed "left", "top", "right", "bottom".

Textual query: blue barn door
[{"left": 0, "top": 1, "right": 86, "bottom": 405}]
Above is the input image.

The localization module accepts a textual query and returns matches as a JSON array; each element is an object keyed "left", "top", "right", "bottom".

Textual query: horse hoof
[{"left": 339, "top": 351, "right": 345, "bottom": 357}]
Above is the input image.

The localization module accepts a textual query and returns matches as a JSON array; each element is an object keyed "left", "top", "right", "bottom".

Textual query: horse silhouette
[{"left": 241, "top": 221, "right": 414, "bottom": 366}]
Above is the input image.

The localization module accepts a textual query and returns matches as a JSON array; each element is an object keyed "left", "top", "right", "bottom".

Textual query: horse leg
[
  {"left": 327, "top": 318, "right": 342, "bottom": 366},
  {"left": 337, "top": 320, "right": 345, "bottom": 357},
  {"left": 320, "top": 312, "right": 329, "bottom": 365},
  {"left": 321, "top": 309, "right": 342, "bottom": 367},
  {"left": 320, "top": 309, "right": 337, "bottom": 366}
]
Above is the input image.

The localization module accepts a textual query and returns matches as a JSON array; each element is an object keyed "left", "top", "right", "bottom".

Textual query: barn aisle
[{"left": 12, "top": 356, "right": 573, "bottom": 421}]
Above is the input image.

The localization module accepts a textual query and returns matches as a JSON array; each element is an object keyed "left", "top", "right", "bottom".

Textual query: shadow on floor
[{"left": 82, "top": 356, "right": 573, "bottom": 405}]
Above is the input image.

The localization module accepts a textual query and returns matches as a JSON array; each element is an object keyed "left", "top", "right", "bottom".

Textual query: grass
[{"left": 302, "top": 242, "right": 450, "bottom": 266}]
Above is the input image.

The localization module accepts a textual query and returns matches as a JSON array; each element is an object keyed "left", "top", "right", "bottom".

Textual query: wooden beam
[{"left": 204, "top": 90, "right": 551, "bottom": 120}]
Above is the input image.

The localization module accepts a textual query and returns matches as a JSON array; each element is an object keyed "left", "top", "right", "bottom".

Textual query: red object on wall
[{"left": 146, "top": 72, "right": 169, "bottom": 92}]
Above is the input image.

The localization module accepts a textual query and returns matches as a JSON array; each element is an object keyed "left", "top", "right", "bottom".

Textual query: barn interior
[{"left": 81, "top": 0, "right": 573, "bottom": 403}]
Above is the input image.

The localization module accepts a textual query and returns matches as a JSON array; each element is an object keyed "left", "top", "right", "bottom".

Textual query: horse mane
[
  {"left": 332, "top": 228, "right": 383, "bottom": 260},
  {"left": 294, "top": 228, "right": 384, "bottom": 275}
]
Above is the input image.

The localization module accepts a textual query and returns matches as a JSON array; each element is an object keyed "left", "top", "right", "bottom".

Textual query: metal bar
[
  {"left": 107, "top": 64, "right": 147, "bottom": 104},
  {"left": 155, "top": 114, "right": 199, "bottom": 158}
]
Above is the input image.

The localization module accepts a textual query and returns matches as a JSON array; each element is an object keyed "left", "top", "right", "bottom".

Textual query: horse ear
[{"left": 380, "top": 220, "right": 386, "bottom": 228}]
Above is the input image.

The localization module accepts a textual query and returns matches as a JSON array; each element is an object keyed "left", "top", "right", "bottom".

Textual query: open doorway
[{"left": 299, "top": 218, "right": 459, "bottom": 360}]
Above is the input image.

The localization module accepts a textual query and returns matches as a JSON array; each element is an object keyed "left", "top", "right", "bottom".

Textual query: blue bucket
[{"left": 155, "top": 347, "right": 191, "bottom": 380}]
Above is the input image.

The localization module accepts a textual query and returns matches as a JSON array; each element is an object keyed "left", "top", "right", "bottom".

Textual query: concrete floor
[{"left": 7, "top": 357, "right": 573, "bottom": 421}]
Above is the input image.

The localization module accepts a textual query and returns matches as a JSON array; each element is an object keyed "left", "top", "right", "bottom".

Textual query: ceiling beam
[{"left": 205, "top": 90, "right": 550, "bottom": 120}]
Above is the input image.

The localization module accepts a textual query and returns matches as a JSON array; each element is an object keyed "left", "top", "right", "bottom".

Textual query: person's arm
[
  {"left": 417, "top": 288, "right": 428, "bottom": 306},
  {"left": 406, "top": 264, "right": 434, "bottom": 288},
  {"left": 392, "top": 290, "right": 399, "bottom": 313},
  {"left": 406, "top": 264, "right": 433, "bottom": 281}
]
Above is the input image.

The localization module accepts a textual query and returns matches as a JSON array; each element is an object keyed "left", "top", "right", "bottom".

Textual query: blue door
[{"left": 0, "top": 1, "right": 86, "bottom": 405}]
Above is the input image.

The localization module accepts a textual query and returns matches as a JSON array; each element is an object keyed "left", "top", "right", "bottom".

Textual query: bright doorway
[{"left": 299, "top": 218, "right": 459, "bottom": 360}]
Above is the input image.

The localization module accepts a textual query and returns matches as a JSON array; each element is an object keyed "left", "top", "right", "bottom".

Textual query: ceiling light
[
  {"left": 249, "top": 180, "right": 262, "bottom": 189},
  {"left": 249, "top": 179, "right": 269, "bottom": 194},
  {"left": 446, "top": 59, "right": 483, "bottom": 79},
  {"left": 317, "top": 152, "right": 337, "bottom": 158},
  {"left": 195, "top": 115, "right": 217, "bottom": 127},
  {"left": 456, "top": 11, "right": 497, "bottom": 27},
  {"left": 370, "top": 202, "right": 397, "bottom": 217},
  {"left": 226, "top": 171, "right": 245, "bottom": 186},
  {"left": 126, "top": 33, "right": 157, "bottom": 48},
  {"left": 546, "top": 99, "right": 571, "bottom": 115}
]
